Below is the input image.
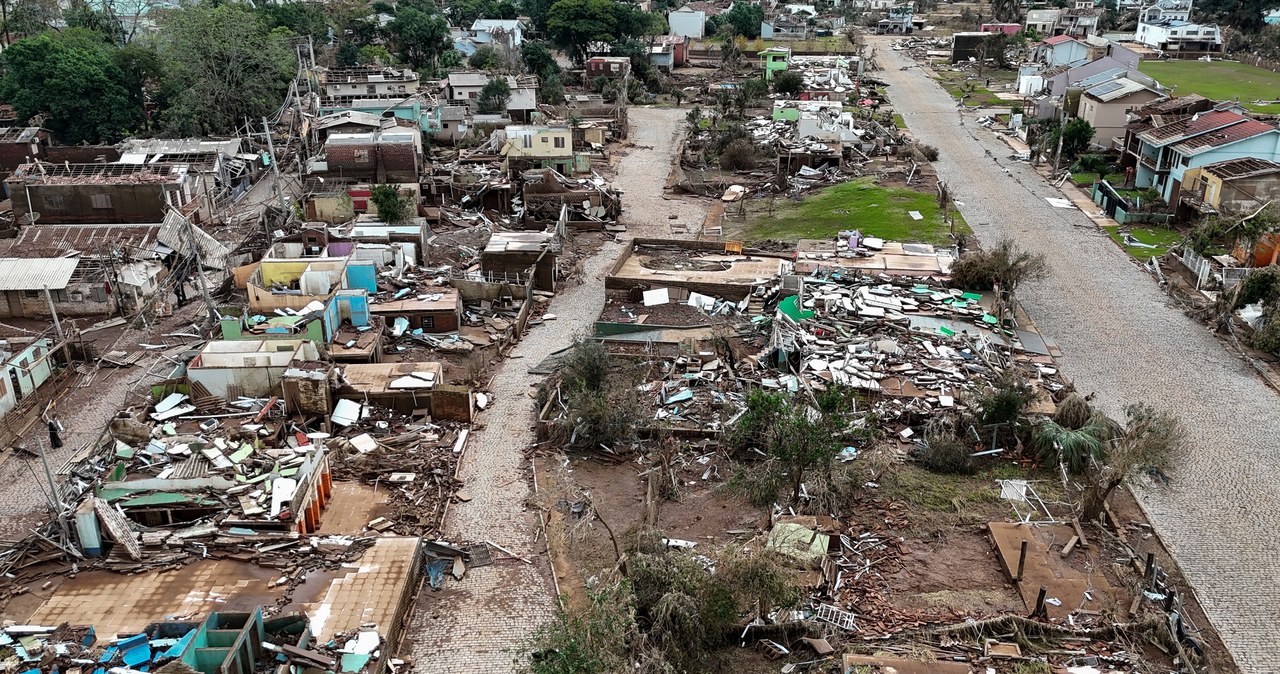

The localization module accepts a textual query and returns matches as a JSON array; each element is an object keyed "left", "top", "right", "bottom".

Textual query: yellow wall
[{"left": 259, "top": 260, "right": 313, "bottom": 287}]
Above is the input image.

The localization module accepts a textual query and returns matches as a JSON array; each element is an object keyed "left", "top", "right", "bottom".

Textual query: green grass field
[
  {"left": 1138, "top": 60, "right": 1280, "bottom": 113},
  {"left": 740, "top": 178, "right": 967, "bottom": 244},
  {"left": 1103, "top": 225, "right": 1181, "bottom": 259}
]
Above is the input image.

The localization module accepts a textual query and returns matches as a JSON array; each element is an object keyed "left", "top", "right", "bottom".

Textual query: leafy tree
[
  {"left": 538, "top": 73, "right": 565, "bottom": 104},
  {"left": 64, "top": 7, "right": 126, "bottom": 45},
  {"left": 5, "top": 0, "right": 61, "bottom": 38},
  {"left": 359, "top": 44, "right": 391, "bottom": 65},
  {"left": 259, "top": 1, "right": 330, "bottom": 39},
  {"left": 771, "top": 69, "right": 804, "bottom": 96},
  {"left": 446, "top": 0, "right": 518, "bottom": 27},
  {"left": 0, "top": 29, "right": 142, "bottom": 144},
  {"left": 385, "top": 4, "right": 452, "bottom": 69},
  {"left": 523, "top": 0, "right": 555, "bottom": 33},
  {"left": 1058, "top": 117, "right": 1096, "bottom": 161},
  {"left": 719, "top": 2, "right": 764, "bottom": 38},
  {"left": 521, "top": 40, "right": 560, "bottom": 78},
  {"left": 1197, "top": 0, "right": 1279, "bottom": 33},
  {"left": 112, "top": 42, "right": 164, "bottom": 124},
  {"left": 155, "top": 4, "right": 296, "bottom": 136},
  {"left": 469, "top": 44, "right": 503, "bottom": 69},
  {"left": 476, "top": 76, "right": 512, "bottom": 114},
  {"left": 546, "top": 0, "right": 647, "bottom": 64},
  {"left": 729, "top": 388, "right": 854, "bottom": 503},
  {"left": 370, "top": 184, "right": 413, "bottom": 223}
]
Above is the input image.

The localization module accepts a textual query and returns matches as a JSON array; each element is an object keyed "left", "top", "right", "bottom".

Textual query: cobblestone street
[
  {"left": 405, "top": 107, "right": 700, "bottom": 672},
  {"left": 875, "top": 40, "right": 1278, "bottom": 673}
]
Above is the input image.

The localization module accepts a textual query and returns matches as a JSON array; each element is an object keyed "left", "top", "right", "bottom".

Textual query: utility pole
[
  {"left": 42, "top": 285, "right": 64, "bottom": 340},
  {"left": 262, "top": 117, "right": 290, "bottom": 230},
  {"left": 39, "top": 439, "right": 62, "bottom": 512},
  {"left": 181, "top": 214, "right": 218, "bottom": 326}
]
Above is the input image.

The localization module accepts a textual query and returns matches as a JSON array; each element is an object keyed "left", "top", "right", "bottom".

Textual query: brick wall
[{"left": 430, "top": 385, "right": 473, "bottom": 422}]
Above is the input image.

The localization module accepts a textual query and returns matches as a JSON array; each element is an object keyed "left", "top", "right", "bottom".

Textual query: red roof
[
  {"left": 1174, "top": 119, "right": 1277, "bottom": 154},
  {"left": 1043, "top": 35, "right": 1078, "bottom": 45},
  {"left": 1141, "top": 110, "right": 1246, "bottom": 144}
]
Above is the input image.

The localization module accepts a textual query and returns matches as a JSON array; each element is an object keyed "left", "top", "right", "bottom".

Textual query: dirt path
[
  {"left": 873, "top": 38, "right": 1275, "bottom": 673},
  {"left": 404, "top": 106, "right": 701, "bottom": 672}
]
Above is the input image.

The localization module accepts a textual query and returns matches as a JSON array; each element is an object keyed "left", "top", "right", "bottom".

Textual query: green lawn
[
  {"left": 1138, "top": 60, "right": 1280, "bottom": 114},
  {"left": 1104, "top": 225, "right": 1181, "bottom": 259},
  {"left": 742, "top": 177, "right": 968, "bottom": 245},
  {"left": 892, "top": 113, "right": 907, "bottom": 129},
  {"left": 1071, "top": 172, "right": 1126, "bottom": 186}
]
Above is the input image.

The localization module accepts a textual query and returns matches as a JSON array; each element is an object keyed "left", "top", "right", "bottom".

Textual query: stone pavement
[
  {"left": 874, "top": 38, "right": 1278, "bottom": 673},
  {"left": 404, "top": 107, "right": 700, "bottom": 672}
]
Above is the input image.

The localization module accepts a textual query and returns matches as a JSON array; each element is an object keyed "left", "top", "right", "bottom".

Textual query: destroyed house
[
  {"left": 518, "top": 168, "right": 619, "bottom": 231},
  {"left": 117, "top": 137, "right": 259, "bottom": 204},
  {"left": 0, "top": 337, "right": 54, "bottom": 422},
  {"left": 185, "top": 339, "right": 322, "bottom": 400},
  {"left": 482, "top": 230, "right": 561, "bottom": 292},
  {"left": 5, "top": 161, "right": 201, "bottom": 224},
  {"left": 369, "top": 286, "right": 462, "bottom": 333},
  {"left": 341, "top": 217, "right": 433, "bottom": 266},
  {"left": 244, "top": 241, "right": 377, "bottom": 312},
  {"left": 0, "top": 126, "right": 49, "bottom": 181},
  {"left": 316, "top": 65, "right": 420, "bottom": 98},
  {"left": 318, "top": 94, "right": 433, "bottom": 132},
  {"left": 1182, "top": 157, "right": 1280, "bottom": 216},
  {"left": 1131, "top": 109, "right": 1280, "bottom": 203},
  {"left": 336, "top": 361, "right": 473, "bottom": 421}
]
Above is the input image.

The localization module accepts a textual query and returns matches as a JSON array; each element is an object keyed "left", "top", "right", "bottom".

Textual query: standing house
[
  {"left": 1038, "top": 35, "right": 1089, "bottom": 66},
  {"left": 470, "top": 19, "right": 526, "bottom": 46},
  {"left": 0, "top": 258, "right": 115, "bottom": 318},
  {"left": 586, "top": 57, "right": 633, "bottom": 79},
  {"left": 1135, "top": 0, "right": 1221, "bottom": 55},
  {"left": 186, "top": 340, "right": 321, "bottom": 400},
  {"left": 501, "top": 125, "right": 578, "bottom": 174},
  {"left": 321, "top": 128, "right": 422, "bottom": 183},
  {"left": 1061, "top": 0, "right": 1100, "bottom": 38},
  {"left": 760, "top": 47, "right": 791, "bottom": 81},
  {"left": 1074, "top": 71, "right": 1165, "bottom": 146},
  {"left": 0, "top": 337, "right": 54, "bottom": 421},
  {"left": 1025, "top": 9, "right": 1062, "bottom": 35},
  {"left": 314, "top": 66, "right": 420, "bottom": 98},
  {"left": 1131, "top": 110, "right": 1280, "bottom": 203},
  {"left": 762, "top": 14, "right": 810, "bottom": 39},
  {"left": 1028, "top": 44, "right": 1142, "bottom": 118},
  {"left": 651, "top": 35, "right": 688, "bottom": 70},
  {"left": 5, "top": 162, "right": 202, "bottom": 225},
  {"left": 668, "top": 4, "right": 707, "bottom": 39}
]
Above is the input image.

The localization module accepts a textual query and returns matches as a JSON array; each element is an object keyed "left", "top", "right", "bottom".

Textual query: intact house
[
  {"left": 470, "top": 18, "right": 526, "bottom": 46},
  {"left": 5, "top": 162, "right": 203, "bottom": 225},
  {"left": 1126, "top": 109, "right": 1280, "bottom": 204},
  {"left": 762, "top": 15, "right": 810, "bottom": 40},
  {"left": 586, "top": 57, "right": 632, "bottom": 79},
  {"left": 313, "top": 66, "right": 419, "bottom": 99},
  {"left": 1135, "top": 0, "right": 1220, "bottom": 56},
  {"left": 1024, "top": 44, "right": 1143, "bottom": 118},
  {"left": 1073, "top": 70, "right": 1165, "bottom": 146},
  {"left": 668, "top": 4, "right": 708, "bottom": 39},
  {"left": 649, "top": 38, "right": 680, "bottom": 71},
  {"left": 1037, "top": 35, "right": 1089, "bottom": 67},
  {"left": 0, "top": 257, "right": 117, "bottom": 319}
]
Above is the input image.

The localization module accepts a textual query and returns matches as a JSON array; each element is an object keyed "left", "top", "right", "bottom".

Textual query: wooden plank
[
  {"left": 1070, "top": 517, "right": 1090, "bottom": 549},
  {"left": 1059, "top": 535, "right": 1079, "bottom": 558}
]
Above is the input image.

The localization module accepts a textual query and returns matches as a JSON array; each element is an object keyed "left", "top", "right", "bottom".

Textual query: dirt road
[
  {"left": 404, "top": 107, "right": 699, "bottom": 672},
  {"left": 874, "top": 39, "right": 1277, "bottom": 673}
]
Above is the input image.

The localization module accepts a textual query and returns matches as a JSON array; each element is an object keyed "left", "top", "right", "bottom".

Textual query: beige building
[{"left": 1076, "top": 74, "right": 1164, "bottom": 148}]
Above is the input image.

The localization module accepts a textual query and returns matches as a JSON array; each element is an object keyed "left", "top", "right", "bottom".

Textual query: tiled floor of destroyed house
[
  {"left": 405, "top": 108, "right": 706, "bottom": 672},
  {"left": 875, "top": 36, "right": 1280, "bottom": 674}
]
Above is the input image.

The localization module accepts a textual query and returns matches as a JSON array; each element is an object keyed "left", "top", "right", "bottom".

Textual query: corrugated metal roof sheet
[{"left": 0, "top": 257, "right": 80, "bottom": 290}]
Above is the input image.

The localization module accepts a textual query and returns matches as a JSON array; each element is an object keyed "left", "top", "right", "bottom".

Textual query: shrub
[
  {"left": 949, "top": 239, "right": 1047, "bottom": 292},
  {"left": 1052, "top": 393, "right": 1093, "bottom": 430},
  {"left": 561, "top": 339, "right": 611, "bottom": 393},
  {"left": 1072, "top": 153, "right": 1111, "bottom": 175},
  {"left": 911, "top": 142, "right": 940, "bottom": 162},
  {"left": 1236, "top": 265, "right": 1280, "bottom": 308},
  {"left": 1033, "top": 416, "right": 1115, "bottom": 474},
  {"left": 719, "top": 138, "right": 758, "bottom": 170},
  {"left": 914, "top": 415, "right": 976, "bottom": 475},
  {"left": 772, "top": 70, "right": 803, "bottom": 96}
]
